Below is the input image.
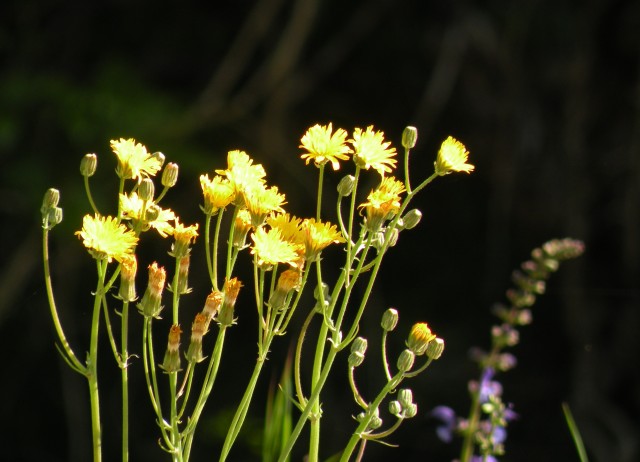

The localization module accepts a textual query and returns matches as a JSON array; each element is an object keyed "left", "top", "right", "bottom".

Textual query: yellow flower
[
  {"left": 434, "top": 136, "right": 474, "bottom": 175},
  {"left": 300, "top": 218, "right": 345, "bottom": 262},
  {"left": 359, "top": 176, "right": 405, "bottom": 232},
  {"left": 76, "top": 214, "right": 138, "bottom": 262},
  {"left": 168, "top": 218, "right": 199, "bottom": 258},
  {"left": 300, "top": 123, "right": 351, "bottom": 170},
  {"left": 267, "top": 213, "right": 303, "bottom": 243},
  {"left": 251, "top": 227, "right": 301, "bottom": 269},
  {"left": 407, "top": 322, "right": 437, "bottom": 356},
  {"left": 242, "top": 183, "right": 287, "bottom": 228},
  {"left": 350, "top": 126, "right": 397, "bottom": 176},
  {"left": 216, "top": 150, "right": 266, "bottom": 205},
  {"left": 119, "top": 192, "right": 175, "bottom": 237},
  {"left": 110, "top": 138, "right": 162, "bottom": 180},
  {"left": 200, "top": 174, "right": 236, "bottom": 214}
]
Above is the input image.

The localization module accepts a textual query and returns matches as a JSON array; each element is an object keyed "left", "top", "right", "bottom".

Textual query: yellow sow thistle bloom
[
  {"left": 168, "top": 218, "right": 199, "bottom": 258},
  {"left": 301, "top": 218, "right": 345, "bottom": 262},
  {"left": 267, "top": 213, "right": 303, "bottom": 243},
  {"left": 200, "top": 174, "right": 235, "bottom": 214},
  {"left": 434, "top": 136, "right": 474, "bottom": 175},
  {"left": 300, "top": 123, "right": 351, "bottom": 170},
  {"left": 110, "top": 138, "right": 162, "bottom": 180},
  {"left": 216, "top": 150, "right": 267, "bottom": 205},
  {"left": 242, "top": 184, "right": 287, "bottom": 228},
  {"left": 358, "top": 176, "right": 405, "bottom": 232},
  {"left": 251, "top": 227, "right": 302, "bottom": 269},
  {"left": 119, "top": 192, "right": 175, "bottom": 237},
  {"left": 350, "top": 126, "right": 397, "bottom": 176},
  {"left": 76, "top": 214, "right": 138, "bottom": 262},
  {"left": 407, "top": 322, "right": 437, "bottom": 356}
]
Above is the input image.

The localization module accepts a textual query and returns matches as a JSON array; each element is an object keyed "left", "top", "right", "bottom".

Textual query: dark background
[{"left": 1, "top": 0, "right": 639, "bottom": 461}]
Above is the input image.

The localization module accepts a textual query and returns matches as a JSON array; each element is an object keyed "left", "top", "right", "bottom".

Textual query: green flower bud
[
  {"left": 403, "top": 403, "right": 418, "bottom": 418},
  {"left": 46, "top": 207, "right": 63, "bottom": 228},
  {"left": 162, "top": 162, "right": 179, "bottom": 188},
  {"left": 348, "top": 337, "right": 368, "bottom": 368},
  {"left": 337, "top": 175, "right": 355, "bottom": 196},
  {"left": 426, "top": 337, "right": 445, "bottom": 360},
  {"left": 402, "top": 126, "right": 418, "bottom": 149},
  {"left": 397, "top": 348, "right": 415, "bottom": 372},
  {"left": 151, "top": 151, "right": 166, "bottom": 167},
  {"left": 368, "top": 413, "right": 383, "bottom": 430},
  {"left": 381, "top": 308, "right": 399, "bottom": 332},
  {"left": 80, "top": 153, "right": 97, "bottom": 177},
  {"left": 41, "top": 188, "right": 60, "bottom": 214},
  {"left": 389, "top": 400, "right": 402, "bottom": 417},
  {"left": 401, "top": 209, "right": 422, "bottom": 230},
  {"left": 139, "top": 178, "right": 155, "bottom": 202},
  {"left": 398, "top": 388, "right": 414, "bottom": 408}
]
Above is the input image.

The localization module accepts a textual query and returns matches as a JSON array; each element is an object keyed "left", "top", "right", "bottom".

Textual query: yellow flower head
[
  {"left": 110, "top": 138, "right": 162, "bottom": 180},
  {"left": 119, "top": 192, "right": 175, "bottom": 237},
  {"left": 434, "top": 136, "right": 474, "bottom": 176},
  {"left": 300, "top": 123, "right": 351, "bottom": 170},
  {"left": 359, "top": 176, "right": 405, "bottom": 232},
  {"left": 242, "top": 184, "right": 287, "bottom": 228},
  {"left": 350, "top": 126, "right": 397, "bottom": 176},
  {"left": 267, "top": 213, "right": 303, "bottom": 244},
  {"left": 168, "top": 218, "right": 199, "bottom": 258},
  {"left": 407, "top": 322, "right": 437, "bottom": 356},
  {"left": 300, "top": 218, "right": 345, "bottom": 262},
  {"left": 216, "top": 150, "right": 266, "bottom": 205},
  {"left": 251, "top": 227, "right": 302, "bottom": 269},
  {"left": 200, "top": 174, "right": 236, "bottom": 214},
  {"left": 76, "top": 214, "right": 138, "bottom": 262}
]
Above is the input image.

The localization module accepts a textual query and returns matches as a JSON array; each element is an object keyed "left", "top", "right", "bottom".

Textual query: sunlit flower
[
  {"left": 119, "top": 192, "right": 175, "bottom": 237},
  {"left": 216, "top": 150, "right": 266, "bottom": 205},
  {"left": 407, "top": 322, "right": 437, "bottom": 356},
  {"left": 110, "top": 138, "right": 162, "bottom": 180},
  {"left": 267, "top": 213, "right": 303, "bottom": 243},
  {"left": 300, "top": 218, "right": 345, "bottom": 262},
  {"left": 350, "top": 126, "right": 397, "bottom": 176},
  {"left": 242, "top": 183, "right": 287, "bottom": 228},
  {"left": 76, "top": 214, "right": 138, "bottom": 262},
  {"left": 300, "top": 123, "right": 351, "bottom": 170},
  {"left": 434, "top": 136, "right": 474, "bottom": 175},
  {"left": 168, "top": 218, "right": 199, "bottom": 258},
  {"left": 251, "top": 227, "right": 301, "bottom": 269},
  {"left": 200, "top": 174, "right": 235, "bottom": 214},
  {"left": 358, "top": 176, "right": 405, "bottom": 232}
]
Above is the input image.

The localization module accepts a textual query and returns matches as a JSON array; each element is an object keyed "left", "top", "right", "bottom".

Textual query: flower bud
[
  {"left": 389, "top": 400, "right": 402, "bottom": 417},
  {"left": 45, "top": 207, "right": 64, "bottom": 228},
  {"left": 398, "top": 388, "right": 414, "bottom": 408},
  {"left": 397, "top": 348, "right": 415, "bottom": 372},
  {"left": 138, "top": 262, "right": 166, "bottom": 318},
  {"left": 41, "top": 188, "right": 60, "bottom": 214},
  {"left": 118, "top": 254, "right": 138, "bottom": 302},
  {"left": 348, "top": 337, "right": 368, "bottom": 368},
  {"left": 151, "top": 151, "right": 166, "bottom": 167},
  {"left": 407, "top": 322, "right": 436, "bottom": 356},
  {"left": 162, "top": 162, "right": 179, "bottom": 188},
  {"left": 401, "top": 209, "right": 422, "bottom": 230},
  {"left": 232, "top": 210, "right": 252, "bottom": 248},
  {"left": 138, "top": 178, "right": 155, "bottom": 202},
  {"left": 186, "top": 313, "right": 208, "bottom": 363},
  {"left": 402, "top": 126, "right": 418, "bottom": 150},
  {"left": 381, "top": 308, "right": 399, "bottom": 332},
  {"left": 160, "top": 324, "right": 182, "bottom": 372},
  {"left": 368, "top": 408, "right": 382, "bottom": 430},
  {"left": 80, "top": 154, "right": 97, "bottom": 177},
  {"left": 218, "top": 277, "right": 242, "bottom": 326},
  {"left": 337, "top": 175, "right": 356, "bottom": 196},
  {"left": 403, "top": 403, "right": 418, "bottom": 418},
  {"left": 426, "top": 337, "right": 445, "bottom": 360}
]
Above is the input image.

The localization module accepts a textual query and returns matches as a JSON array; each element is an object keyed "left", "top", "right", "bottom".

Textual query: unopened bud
[
  {"left": 401, "top": 209, "right": 422, "bottom": 230},
  {"left": 397, "top": 349, "right": 415, "bottom": 372},
  {"left": 80, "top": 153, "right": 97, "bottom": 177},
  {"left": 232, "top": 210, "right": 252, "bottom": 248},
  {"left": 381, "top": 308, "right": 399, "bottom": 332},
  {"left": 160, "top": 324, "right": 182, "bottom": 372},
  {"left": 41, "top": 188, "right": 60, "bottom": 214},
  {"left": 151, "top": 152, "right": 166, "bottom": 168},
  {"left": 138, "top": 178, "right": 155, "bottom": 202},
  {"left": 348, "top": 337, "right": 368, "bottom": 368},
  {"left": 389, "top": 400, "right": 402, "bottom": 417},
  {"left": 368, "top": 408, "right": 382, "bottom": 430},
  {"left": 426, "top": 337, "right": 445, "bottom": 360},
  {"left": 162, "top": 162, "right": 179, "bottom": 188},
  {"left": 337, "top": 175, "right": 356, "bottom": 196},
  {"left": 402, "top": 126, "right": 418, "bottom": 149},
  {"left": 46, "top": 207, "right": 64, "bottom": 228},
  {"left": 398, "top": 388, "right": 414, "bottom": 408},
  {"left": 403, "top": 403, "right": 418, "bottom": 418}
]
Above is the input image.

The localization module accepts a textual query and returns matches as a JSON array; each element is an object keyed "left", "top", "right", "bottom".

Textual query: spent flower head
[
  {"left": 300, "top": 123, "right": 351, "bottom": 170},
  {"left": 168, "top": 218, "right": 199, "bottom": 258},
  {"left": 434, "top": 136, "right": 474, "bottom": 175},
  {"left": 110, "top": 138, "right": 162, "bottom": 180},
  {"left": 76, "top": 214, "right": 138, "bottom": 262},
  {"left": 119, "top": 192, "right": 175, "bottom": 237},
  {"left": 350, "top": 126, "right": 397, "bottom": 176}
]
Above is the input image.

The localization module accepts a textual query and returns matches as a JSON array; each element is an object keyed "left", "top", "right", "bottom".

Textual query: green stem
[{"left": 121, "top": 301, "right": 130, "bottom": 462}]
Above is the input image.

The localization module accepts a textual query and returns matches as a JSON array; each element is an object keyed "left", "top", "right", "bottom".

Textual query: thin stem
[
  {"left": 121, "top": 301, "right": 130, "bottom": 462},
  {"left": 83, "top": 174, "right": 100, "bottom": 214}
]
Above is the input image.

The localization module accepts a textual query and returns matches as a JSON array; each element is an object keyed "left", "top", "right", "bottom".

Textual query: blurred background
[{"left": 1, "top": 0, "right": 639, "bottom": 460}]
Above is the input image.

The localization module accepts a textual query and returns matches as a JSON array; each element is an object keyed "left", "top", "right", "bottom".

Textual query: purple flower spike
[{"left": 430, "top": 405, "right": 457, "bottom": 443}]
